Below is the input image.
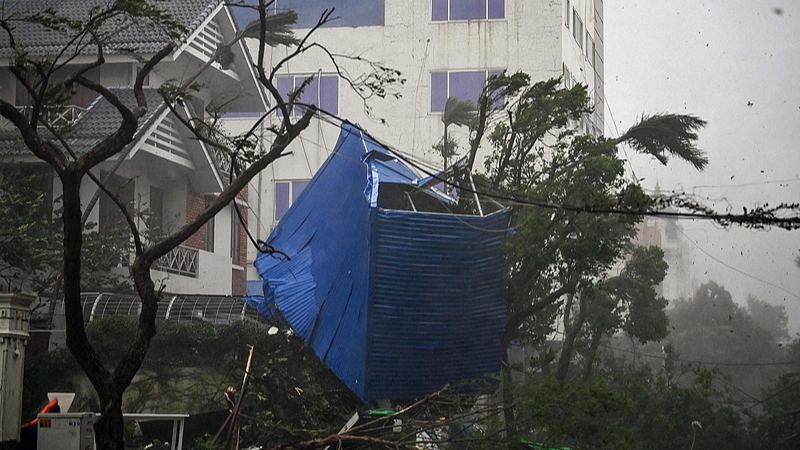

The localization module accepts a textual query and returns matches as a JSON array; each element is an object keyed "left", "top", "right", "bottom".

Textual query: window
[
  {"left": 276, "top": 74, "right": 339, "bottom": 117},
  {"left": 562, "top": 63, "right": 576, "bottom": 89},
  {"left": 564, "top": 0, "right": 570, "bottom": 27},
  {"left": 430, "top": 70, "right": 503, "bottom": 113},
  {"left": 275, "top": 180, "right": 310, "bottom": 221},
  {"left": 572, "top": 9, "right": 584, "bottom": 49},
  {"left": 432, "top": 0, "right": 504, "bottom": 21},
  {"left": 98, "top": 172, "right": 134, "bottom": 233},
  {"left": 149, "top": 186, "right": 164, "bottom": 233}
]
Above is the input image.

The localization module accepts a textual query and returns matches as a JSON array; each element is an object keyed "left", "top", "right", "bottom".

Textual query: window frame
[
  {"left": 429, "top": 69, "right": 504, "bottom": 114},
  {"left": 275, "top": 74, "right": 339, "bottom": 117},
  {"left": 432, "top": 0, "right": 505, "bottom": 22},
  {"left": 572, "top": 8, "right": 584, "bottom": 49},
  {"left": 274, "top": 179, "right": 311, "bottom": 222}
]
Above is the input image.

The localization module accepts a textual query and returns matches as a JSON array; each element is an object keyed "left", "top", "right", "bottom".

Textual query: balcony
[
  {"left": 1, "top": 105, "right": 87, "bottom": 128},
  {"left": 153, "top": 246, "right": 199, "bottom": 278}
]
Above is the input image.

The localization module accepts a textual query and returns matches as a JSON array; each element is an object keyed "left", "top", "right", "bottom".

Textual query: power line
[
  {"left": 604, "top": 343, "right": 800, "bottom": 368},
  {"left": 676, "top": 227, "right": 800, "bottom": 300}
]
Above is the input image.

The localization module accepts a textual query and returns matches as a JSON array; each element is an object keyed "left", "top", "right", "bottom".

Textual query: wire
[
  {"left": 604, "top": 343, "right": 800, "bottom": 368},
  {"left": 318, "top": 112, "right": 800, "bottom": 229},
  {"left": 676, "top": 227, "right": 800, "bottom": 300},
  {"left": 543, "top": 328, "right": 800, "bottom": 368}
]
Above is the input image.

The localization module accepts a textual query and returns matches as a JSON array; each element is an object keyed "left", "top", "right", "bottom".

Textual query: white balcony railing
[
  {"left": 153, "top": 246, "right": 199, "bottom": 278},
  {"left": 1, "top": 105, "right": 87, "bottom": 128}
]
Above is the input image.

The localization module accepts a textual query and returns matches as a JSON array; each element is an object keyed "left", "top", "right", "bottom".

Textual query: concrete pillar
[{"left": 0, "top": 293, "right": 35, "bottom": 443}]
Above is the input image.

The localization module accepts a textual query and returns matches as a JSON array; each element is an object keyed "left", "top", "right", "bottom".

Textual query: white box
[{"left": 37, "top": 412, "right": 95, "bottom": 450}]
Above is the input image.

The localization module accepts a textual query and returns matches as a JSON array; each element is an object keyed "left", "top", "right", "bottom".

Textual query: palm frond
[
  {"left": 616, "top": 113, "right": 708, "bottom": 170},
  {"left": 442, "top": 97, "right": 477, "bottom": 128},
  {"left": 241, "top": 10, "right": 299, "bottom": 47}
]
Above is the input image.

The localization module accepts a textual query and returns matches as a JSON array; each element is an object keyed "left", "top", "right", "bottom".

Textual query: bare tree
[{"left": 0, "top": 1, "right": 400, "bottom": 448}]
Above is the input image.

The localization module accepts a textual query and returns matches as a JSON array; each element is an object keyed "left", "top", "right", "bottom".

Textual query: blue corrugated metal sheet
[
  {"left": 367, "top": 209, "right": 508, "bottom": 400},
  {"left": 255, "top": 124, "right": 371, "bottom": 399},
  {"left": 254, "top": 123, "right": 508, "bottom": 402}
]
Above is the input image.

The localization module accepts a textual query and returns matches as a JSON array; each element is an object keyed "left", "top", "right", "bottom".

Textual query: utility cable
[{"left": 676, "top": 227, "right": 800, "bottom": 300}]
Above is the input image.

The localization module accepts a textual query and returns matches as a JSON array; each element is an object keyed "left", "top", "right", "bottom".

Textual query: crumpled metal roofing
[
  {"left": 254, "top": 123, "right": 509, "bottom": 402},
  {"left": 0, "top": 0, "right": 221, "bottom": 58}
]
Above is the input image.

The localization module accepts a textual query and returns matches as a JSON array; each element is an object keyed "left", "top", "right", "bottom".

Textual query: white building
[
  {"left": 0, "top": 0, "right": 267, "bottom": 296},
  {"left": 236, "top": 0, "right": 606, "bottom": 284},
  {"left": 634, "top": 216, "right": 697, "bottom": 302}
]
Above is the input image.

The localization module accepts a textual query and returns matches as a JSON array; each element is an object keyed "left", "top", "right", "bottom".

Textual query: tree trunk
[
  {"left": 555, "top": 294, "right": 587, "bottom": 382},
  {"left": 94, "top": 393, "right": 125, "bottom": 450},
  {"left": 500, "top": 335, "right": 516, "bottom": 437},
  {"left": 582, "top": 326, "right": 603, "bottom": 381},
  {"left": 61, "top": 172, "right": 128, "bottom": 450}
]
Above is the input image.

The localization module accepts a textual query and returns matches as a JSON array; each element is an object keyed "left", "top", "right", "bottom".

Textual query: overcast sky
[{"left": 604, "top": 1, "right": 800, "bottom": 333}]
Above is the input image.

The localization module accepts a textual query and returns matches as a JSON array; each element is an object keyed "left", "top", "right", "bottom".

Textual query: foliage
[
  {"left": 0, "top": 1, "right": 401, "bottom": 447},
  {"left": 612, "top": 113, "right": 708, "bottom": 170},
  {"left": 513, "top": 376, "right": 631, "bottom": 449},
  {"left": 746, "top": 294, "right": 789, "bottom": 342},
  {"left": 23, "top": 318, "right": 363, "bottom": 448},
  {"left": 434, "top": 97, "right": 477, "bottom": 169},
  {"left": 578, "top": 245, "right": 670, "bottom": 380},
  {"left": 666, "top": 281, "right": 783, "bottom": 400},
  {"left": 0, "top": 165, "right": 59, "bottom": 292},
  {"left": 82, "top": 317, "right": 363, "bottom": 446},
  {"left": 0, "top": 165, "right": 131, "bottom": 295}
]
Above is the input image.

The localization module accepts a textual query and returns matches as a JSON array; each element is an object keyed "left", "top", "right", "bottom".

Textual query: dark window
[
  {"left": 98, "top": 173, "right": 134, "bottom": 233},
  {"left": 432, "top": 0, "right": 504, "bottom": 21},
  {"left": 276, "top": 74, "right": 339, "bottom": 117},
  {"left": 148, "top": 186, "right": 164, "bottom": 237},
  {"left": 275, "top": 180, "right": 310, "bottom": 221},
  {"left": 572, "top": 9, "right": 584, "bottom": 49},
  {"left": 232, "top": 0, "right": 384, "bottom": 29},
  {"left": 565, "top": 0, "right": 570, "bottom": 27}
]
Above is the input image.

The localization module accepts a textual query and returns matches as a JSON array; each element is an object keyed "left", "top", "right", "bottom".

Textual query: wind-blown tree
[
  {"left": 567, "top": 245, "right": 670, "bottom": 382},
  {"left": 0, "top": 1, "right": 399, "bottom": 448},
  {"left": 462, "top": 71, "right": 707, "bottom": 433},
  {"left": 433, "top": 96, "right": 476, "bottom": 170},
  {"left": 667, "top": 281, "right": 784, "bottom": 401}
]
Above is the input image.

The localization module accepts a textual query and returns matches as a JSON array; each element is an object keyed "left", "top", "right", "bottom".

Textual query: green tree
[
  {"left": 465, "top": 71, "right": 706, "bottom": 433},
  {"left": 0, "top": 2, "right": 398, "bottom": 448},
  {"left": 577, "top": 245, "right": 670, "bottom": 381},
  {"left": 746, "top": 294, "right": 789, "bottom": 342},
  {"left": 434, "top": 96, "right": 476, "bottom": 170},
  {"left": 667, "top": 281, "right": 783, "bottom": 401}
]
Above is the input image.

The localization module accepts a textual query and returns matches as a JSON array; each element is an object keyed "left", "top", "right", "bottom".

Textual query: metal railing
[
  {"left": 1, "top": 105, "right": 88, "bottom": 128},
  {"left": 153, "top": 246, "right": 199, "bottom": 278}
]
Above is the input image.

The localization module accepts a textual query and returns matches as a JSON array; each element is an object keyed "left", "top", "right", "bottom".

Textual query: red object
[{"left": 20, "top": 398, "right": 58, "bottom": 428}]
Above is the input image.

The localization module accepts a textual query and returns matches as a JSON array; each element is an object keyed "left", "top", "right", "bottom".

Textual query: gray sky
[{"left": 604, "top": 1, "right": 800, "bottom": 333}]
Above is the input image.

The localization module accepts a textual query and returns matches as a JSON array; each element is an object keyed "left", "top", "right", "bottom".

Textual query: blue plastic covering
[{"left": 254, "top": 124, "right": 508, "bottom": 402}]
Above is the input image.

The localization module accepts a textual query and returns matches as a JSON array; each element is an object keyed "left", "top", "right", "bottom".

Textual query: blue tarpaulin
[{"left": 254, "top": 124, "right": 508, "bottom": 402}]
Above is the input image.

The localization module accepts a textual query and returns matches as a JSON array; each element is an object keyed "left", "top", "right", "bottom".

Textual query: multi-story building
[
  {"left": 634, "top": 215, "right": 697, "bottom": 303},
  {"left": 0, "top": 0, "right": 607, "bottom": 296},
  {"left": 233, "top": 0, "right": 606, "bottom": 284},
  {"left": 0, "top": 0, "right": 266, "bottom": 296}
]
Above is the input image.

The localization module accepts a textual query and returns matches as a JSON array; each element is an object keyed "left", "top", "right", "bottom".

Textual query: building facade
[
  {"left": 0, "top": 0, "right": 266, "bottom": 296},
  {"left": 237, "top": 0, "right": 606, "bottom": 283}
]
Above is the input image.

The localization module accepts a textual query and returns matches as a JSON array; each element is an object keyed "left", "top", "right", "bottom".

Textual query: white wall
[{"left": 236, "top": 0, "right": 604, "bottom": 284}]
